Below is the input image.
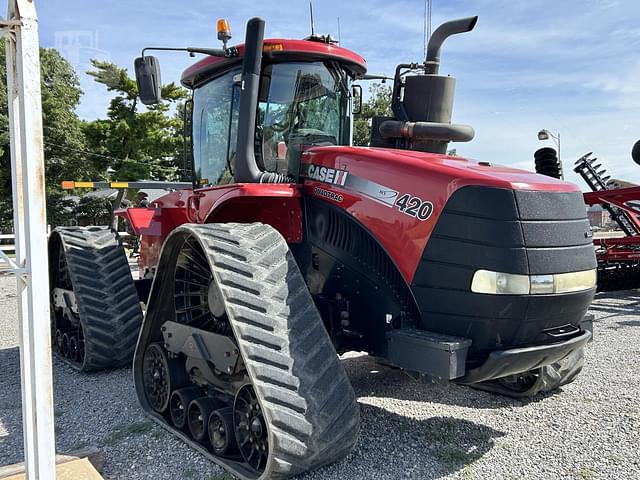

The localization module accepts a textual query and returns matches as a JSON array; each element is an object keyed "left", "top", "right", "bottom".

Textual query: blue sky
[{"left": 7, "top": 0, "right": 640, "bottom": 186}]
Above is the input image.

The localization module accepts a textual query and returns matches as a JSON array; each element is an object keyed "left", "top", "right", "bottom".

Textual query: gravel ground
[{"left": 1, "top": 274, "right": 639, "bottom": 479}]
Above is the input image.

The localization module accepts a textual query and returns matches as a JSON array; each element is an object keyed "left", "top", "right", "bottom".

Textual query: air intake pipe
[
  {"left": 379, "top": 121, "right": 474, "bottom": 143},
  {"left": 384, "top": 16, "right": 477, "bottom": 154},
  {"left": 425, "top": 16, "right": 478, "bottom": 75},
  {"left": 233, "top": 18, "right": 292, "bottom": 184}
]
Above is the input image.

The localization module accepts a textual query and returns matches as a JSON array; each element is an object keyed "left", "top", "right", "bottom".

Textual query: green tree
[
  {"left": 83, "top": 60, "right": 189, "bottom": 181},
  {"left": 353, "top": 83, "right": 392, "bottom": 146},
  {"left": 0, "top": 45, "right": 96, "bottom": 231}
]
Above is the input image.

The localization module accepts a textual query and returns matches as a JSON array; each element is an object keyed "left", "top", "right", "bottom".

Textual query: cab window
[
  {"left": 256, "top": 62, "right": 350, "bottom": 177},
  {"left": 192, "top": 69, "right": 240, "bottom": 187}
]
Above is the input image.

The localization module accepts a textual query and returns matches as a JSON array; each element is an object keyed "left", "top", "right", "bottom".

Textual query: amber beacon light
[{"left": 217, "top": 19, "right": 232, "bottom": 48}]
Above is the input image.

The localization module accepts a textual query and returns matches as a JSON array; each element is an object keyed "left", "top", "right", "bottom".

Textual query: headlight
[
  {"left": 554, "top": 269, "right": 597, "bottom": 293},
  {"left": 470, "top": 270, "right": 529, "bottom": 295},
  {"left": 471, "top": 269, "right": 596, "bottom": 295}
]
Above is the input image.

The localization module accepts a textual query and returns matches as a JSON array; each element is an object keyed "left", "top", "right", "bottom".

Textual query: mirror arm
[{"left": 141, "top": 46, "right": 239, "bottom": 58}]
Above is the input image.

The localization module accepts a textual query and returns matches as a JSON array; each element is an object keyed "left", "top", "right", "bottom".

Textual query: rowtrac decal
[
  {"left": 313, "top": 186, "right": 343, "bottom": 203},
  {"left": 302, "top": 163, "right": 433, "bottom": 221}
]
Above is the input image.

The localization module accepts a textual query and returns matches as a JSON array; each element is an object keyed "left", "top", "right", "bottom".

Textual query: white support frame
[{"left": 1, "top": 1, "right": 56, "bottom": 478}]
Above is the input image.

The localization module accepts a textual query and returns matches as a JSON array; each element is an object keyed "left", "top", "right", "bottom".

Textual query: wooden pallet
[{"left": 0, "top": 447, "right": 103, "bottom": 480}]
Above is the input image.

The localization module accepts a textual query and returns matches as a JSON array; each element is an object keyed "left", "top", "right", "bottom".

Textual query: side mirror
[
  {"left": 352, "top": 84, "right": 363, "bottom": 115},
  {"left": 134, "top": 56, "right": 162, "bottom": 105}
]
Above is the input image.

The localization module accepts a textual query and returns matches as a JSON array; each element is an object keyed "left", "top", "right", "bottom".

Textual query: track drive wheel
[
  {"left": 49, "top": 226, "right": 143, "bottom": 372},
  {"left": 142, "top": 343, "right": 188, "bottom": 413},
  {"left": 133, "top": 223, "right": 360, "bottom": 479}
]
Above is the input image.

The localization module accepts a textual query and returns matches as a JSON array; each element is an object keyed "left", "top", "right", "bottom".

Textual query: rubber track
[
  {"left": 181, "top": 223, "right": 360, "bottom": 479},
  {"left": 51, "top": 226, "right": 143, "bottom": 371}
]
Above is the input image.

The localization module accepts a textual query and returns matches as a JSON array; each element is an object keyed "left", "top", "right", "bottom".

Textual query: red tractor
[{"left": 49, "top": 16, "right": 597, "bottom": 479}]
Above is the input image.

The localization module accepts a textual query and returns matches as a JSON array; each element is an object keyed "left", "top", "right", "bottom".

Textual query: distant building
[{"left": 587, "top": 204, "right": 610, "bottom": 228}]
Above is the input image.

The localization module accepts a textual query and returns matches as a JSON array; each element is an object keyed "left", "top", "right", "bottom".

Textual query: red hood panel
[{"left": 301, "top": 146, "right": 581, "bottom": 283}]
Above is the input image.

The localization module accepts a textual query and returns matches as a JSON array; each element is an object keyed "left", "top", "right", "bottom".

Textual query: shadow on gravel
[
  {"left": 616, "top": 320, "right": 640, "bottom": 328},
  {"left": 303, "top": 403, "right": 505, "bottom": 479},
  {"left": 0, "top": 347, "right": 23, "bottom": 465},
  {"left": 343, "top": 354, "right": 555, "bottom": 410}
]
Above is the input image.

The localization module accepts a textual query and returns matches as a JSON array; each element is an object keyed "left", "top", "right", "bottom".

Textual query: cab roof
[{"left": 181, "top": 38, "right": 367, "bottom": 88}]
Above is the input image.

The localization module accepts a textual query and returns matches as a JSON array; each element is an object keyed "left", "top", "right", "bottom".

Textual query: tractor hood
[
  {"left": 302, "top": 145, "right": 579, "bottom": 193},
  {"left": 299, "top": 145, "right": 588, "bottom": 284}
]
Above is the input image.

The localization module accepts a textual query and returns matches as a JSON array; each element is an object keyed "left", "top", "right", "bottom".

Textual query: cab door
[{"left": 188, "top": 69, "right": 241, "bottom": 222}]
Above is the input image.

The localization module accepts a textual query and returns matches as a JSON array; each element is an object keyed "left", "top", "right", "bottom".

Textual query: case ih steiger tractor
[{"left": 50, "top": 16, "right": 597, "bottom": 479}]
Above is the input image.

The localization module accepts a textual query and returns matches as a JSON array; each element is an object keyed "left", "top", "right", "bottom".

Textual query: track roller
[
  {"left": 170, "top": 386, "right": 203, "bottom": 430},
  {"left": 188, "top": 397, "right": 223, "bottom": 442},
  {"left": 133, "top": 223, "right": 360, "bottom": 480},
  {"left": 48, "top": 226, "right": 143, "bottom": 372},
  {"left": 208, "top": 407, "right": 237, "bottom": 456}
]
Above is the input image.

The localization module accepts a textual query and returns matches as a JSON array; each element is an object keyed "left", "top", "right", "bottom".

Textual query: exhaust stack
[
  {"left": 376, "top": 16, "right": 478, "bottom": 155},
  {"left": 424, "top": 16, "right": 478, "bottom": 74}
]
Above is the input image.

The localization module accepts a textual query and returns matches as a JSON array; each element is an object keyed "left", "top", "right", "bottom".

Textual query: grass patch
[
  {"left": 607, "top": 454, "right": 624, "bottom": 465},
  {"left": 433, "top": 444, "right": 484, "bottom": 470},
  {"left": 576, "top": 467, "right": 598, "bottom": 480},
  {"left": 424, "top": 417, "right": 492, "bottom": 444},
  {"left": 423, "top": 416, "right": 501, "bottom": 471},
  {"left": 459, "top": 466, "right": 475, "bottom": 480},
  {"left": 102, "top": 421, "right": 154, "bottom": 447},
  {"left": 70, "top": 440, "right": 89, "bottom": 451}
]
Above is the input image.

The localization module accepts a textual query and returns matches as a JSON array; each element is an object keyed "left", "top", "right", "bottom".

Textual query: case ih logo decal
[
  {"left": 302, "top": 163, "right": 433, "bottom": 221},
  {"left": 305, "top": 164, "right": 348, "bottom": 185}
]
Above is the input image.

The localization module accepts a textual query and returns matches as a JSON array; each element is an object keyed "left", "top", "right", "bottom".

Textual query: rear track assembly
[{"left": 49, "top": 226, "right": 143, "bottom": 371}]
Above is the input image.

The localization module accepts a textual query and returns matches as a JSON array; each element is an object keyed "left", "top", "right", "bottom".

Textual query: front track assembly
[
  {"left": 49, "top": 226, "right": 143, "bottom": 371},
  {"left": 134, "top": 223, "right": 360, "bottom": 479}
]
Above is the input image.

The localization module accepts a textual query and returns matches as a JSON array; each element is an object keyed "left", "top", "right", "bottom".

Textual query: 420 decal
[{"left": 394, "top": 194, "right": 433, "bottom": 221}]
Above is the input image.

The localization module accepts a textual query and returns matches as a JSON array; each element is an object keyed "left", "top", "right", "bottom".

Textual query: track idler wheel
[
  {"left": 142, "top": 343, "right": 187, "bottom": 413},
  {"left": 68, "top": 336, "right": 79, "bottom": 362},
  {"left": 170, "top": 386, "right": 202, "bottom": 430},
  {"left": 188, "top": 397, "right": 223, "bottom": 442},
  {"left": 54, "top": 330, "right": 63, "bottom": 353},
  {"left": 61, "top": 333, "right": 70, "bottom": 358},
  {"left": 208, "top": 407, "right": 237, "bottom": 457},
  {"left": 234, "top": 384, "right": 268, "bottom": 474}
]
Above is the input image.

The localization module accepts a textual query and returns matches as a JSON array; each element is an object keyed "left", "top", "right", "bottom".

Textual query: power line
[
  {"left": 0, "top": 126, "right": 187, "bottom": 169},
  {"left": 0, "top": 125, "right": 126, "bottom": 163}
]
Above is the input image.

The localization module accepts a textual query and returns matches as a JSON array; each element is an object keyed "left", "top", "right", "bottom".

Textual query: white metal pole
[{"left": 4, "top": 1, "right": 56, "bottom": 478}]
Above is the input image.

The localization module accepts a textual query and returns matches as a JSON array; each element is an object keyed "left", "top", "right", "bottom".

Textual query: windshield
[{"left": 257, "top": 62, "right": 350, "bottom": 176}]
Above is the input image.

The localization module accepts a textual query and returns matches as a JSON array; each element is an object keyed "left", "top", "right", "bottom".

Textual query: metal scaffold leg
[{"left": 1, "top": 1, "right": 56, "bottom": 478}]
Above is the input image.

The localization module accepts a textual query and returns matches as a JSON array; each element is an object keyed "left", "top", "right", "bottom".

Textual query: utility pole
[{"left": 0, "top": 1, "right": 56, "bottom": 478}]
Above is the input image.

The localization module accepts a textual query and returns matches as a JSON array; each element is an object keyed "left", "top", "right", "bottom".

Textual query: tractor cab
[
  {"left": 188, "top": 59, "right": 352, "bottom": 188},
  {"left": 135, "top": 21, "right": 366, "bottom": 188}
]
